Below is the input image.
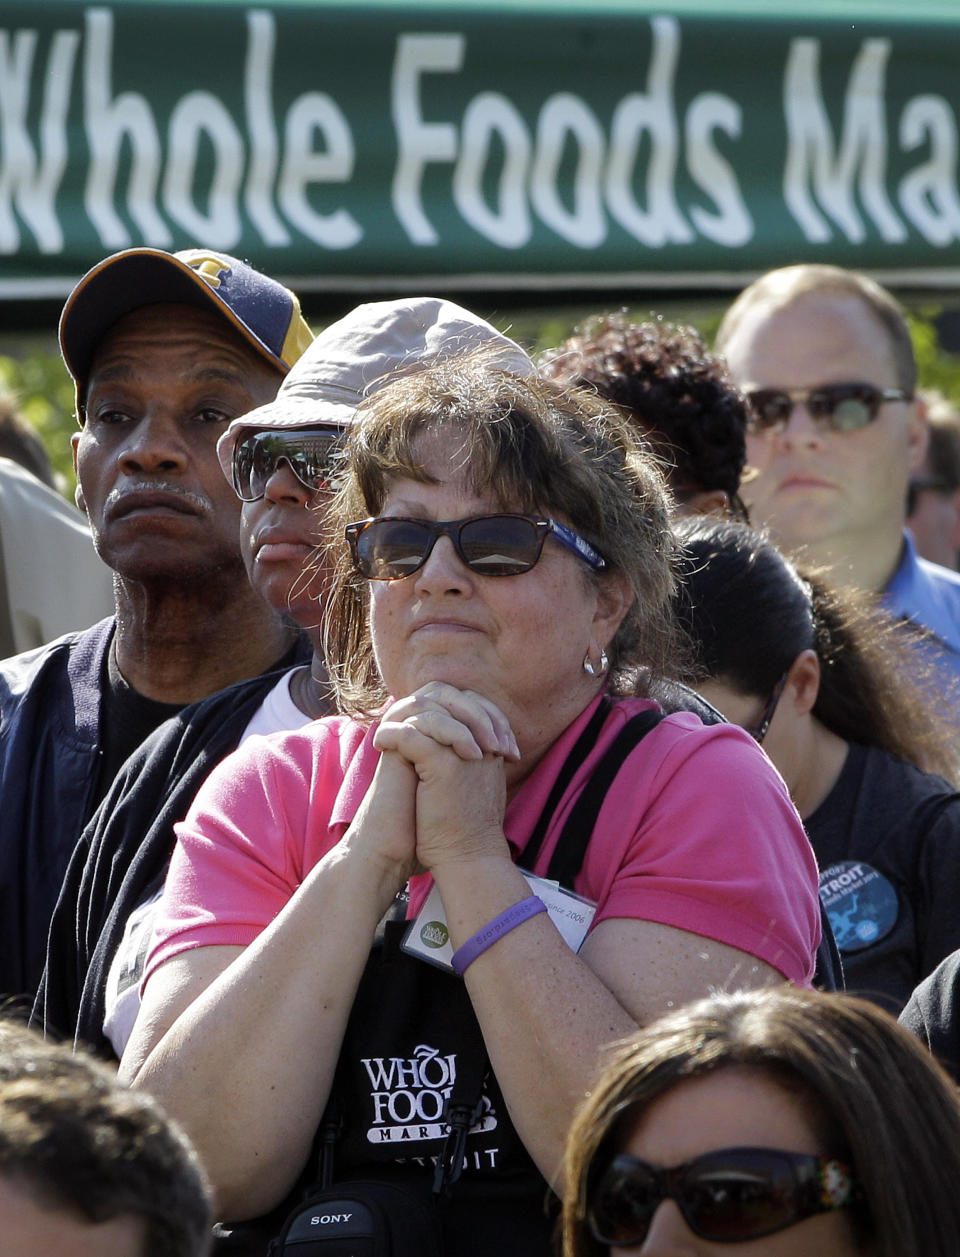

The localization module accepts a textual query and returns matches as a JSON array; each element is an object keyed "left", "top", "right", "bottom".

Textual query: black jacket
[
  {"left": 900, "top": 949, "right": 960, "bottom": 1084},
  {"left": 0, "top": 618, "right": 116, "bottom": 1004},
  {"left": 35, "top": 659, "right": 310, "bottom": 1051}
]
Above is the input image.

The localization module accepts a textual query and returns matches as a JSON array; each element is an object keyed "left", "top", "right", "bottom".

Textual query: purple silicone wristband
[{"left": 450, "top": 895, "right": 548, "bottom": 976}]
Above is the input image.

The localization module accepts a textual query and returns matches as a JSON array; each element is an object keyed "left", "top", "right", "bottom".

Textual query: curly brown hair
[{"left": 540, "top": 313, "right": 748, "bottom": 512}]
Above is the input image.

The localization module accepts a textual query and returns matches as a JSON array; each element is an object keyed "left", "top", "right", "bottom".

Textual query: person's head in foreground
[
  {"left": 325, "top": 348, "right": 680, "bottom": 723},
  {"left": 0, "top": 1019, "right": 211, "bottom": 1257},
  {"left": 562, "top": 986, "right": 960, "bottom": 1257},
  {"left": 540, "top": 313, "right": 749, "bottom": 520}
]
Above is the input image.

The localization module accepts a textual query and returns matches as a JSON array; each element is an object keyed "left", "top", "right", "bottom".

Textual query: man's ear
[
  {"left": 784, "top": 649, "right": 820, "bottom": 716},
  {"left": 907, "top": 397, "right": 929, "bottom": 477},
  {"left": 71, "top": 432, "right": 85, "bottom": 514}
]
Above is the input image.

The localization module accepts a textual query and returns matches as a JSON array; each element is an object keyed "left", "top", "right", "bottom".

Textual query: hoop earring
[{"left": 583, "top": 648, "right": 609, "bottom": 677}]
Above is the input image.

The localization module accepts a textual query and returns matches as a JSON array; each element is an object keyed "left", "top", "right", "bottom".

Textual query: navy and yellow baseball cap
[{"left": 60, "top": 247, "right": 314, "bottom": 417}]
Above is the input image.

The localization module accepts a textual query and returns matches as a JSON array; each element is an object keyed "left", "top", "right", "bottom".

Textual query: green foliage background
[
  {"left": 0, "top": 336, "right": 77, "bottom": 495},
  {"left": 2, "top": 301, "right": 959, "bottom": 501}
]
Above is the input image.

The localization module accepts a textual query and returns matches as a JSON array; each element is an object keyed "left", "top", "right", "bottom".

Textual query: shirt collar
[{"left": 883, "top": 530, "right": 960, "bottom": 654}]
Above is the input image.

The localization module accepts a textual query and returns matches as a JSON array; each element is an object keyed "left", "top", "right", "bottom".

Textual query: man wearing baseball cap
[{"left": 1, "top": 247, "right": 314, "bottom": 1006}]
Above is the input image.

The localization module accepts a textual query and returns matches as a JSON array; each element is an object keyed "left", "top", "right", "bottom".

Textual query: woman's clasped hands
[{"left": 372, "top": 681, "right": 521, "bottom": 872}]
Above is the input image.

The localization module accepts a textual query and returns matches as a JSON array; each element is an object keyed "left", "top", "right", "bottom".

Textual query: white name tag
[{"left": 402, "top": 872, "right": 597, "bottom": 973}]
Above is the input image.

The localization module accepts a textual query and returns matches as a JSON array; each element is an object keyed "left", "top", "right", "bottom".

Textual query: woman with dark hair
[
  {"left": 562, "top": 986, "right": 960, "bottom": 1257},
  {"left": 119, "top": 360, "right": 818, "bottom": 1255},
  {"left": 674, "top": 515, "right": 960, "bottom": 1014},
  {"left": 540, "top": 313, "right": 749, "bottom": 520}
]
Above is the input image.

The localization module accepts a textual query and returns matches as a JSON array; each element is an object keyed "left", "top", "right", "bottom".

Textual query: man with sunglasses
[
  {"left": 0, "top": 247, "right": 315, "bottom": 1008},
  {"left": 716, "top": 263, "right": 960, "bottom": 696}
]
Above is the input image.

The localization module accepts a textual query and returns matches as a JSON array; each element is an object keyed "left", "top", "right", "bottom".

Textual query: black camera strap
[
  {"left": 431, "top": 1042, "right": 489, "bottom": 1196},
  {"left": 517, "top": 697, "right": 612, "bottom": 873}
]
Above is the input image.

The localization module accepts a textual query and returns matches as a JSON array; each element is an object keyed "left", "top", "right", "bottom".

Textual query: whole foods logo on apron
[{"left": 361, "top": 1044, "right": 498, "bottom": 1148}]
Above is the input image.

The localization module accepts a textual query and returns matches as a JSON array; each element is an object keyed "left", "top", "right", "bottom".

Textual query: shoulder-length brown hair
[
  {"left": 322, "top": 354, "right": 685, "bottom": 718},
  {"left": 562, "top": 987, "right": 960, "bottom": 1257}
]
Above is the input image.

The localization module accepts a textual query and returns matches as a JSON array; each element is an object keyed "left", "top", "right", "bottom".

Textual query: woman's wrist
[
  {"left": 420, "top": 839, "right": 515, "bottom": 893},
  {"left": 313, "top": 835, "right": 412, "bottom": 923},
  {"left": 429, "top": 853, "right": 534, "bottom": 945},
  {"left": 417, "top": 825, "right": 512, "bottom": 875},
  {"left": 451, "top": 895, "right": 548, "bottom": 975}
]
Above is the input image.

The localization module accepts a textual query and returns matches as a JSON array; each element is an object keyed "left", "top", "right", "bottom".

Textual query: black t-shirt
[
  {"left": 807, "top": 743, "right": 960, "bottom": 1015},
  {"left": 95, "top": 645, "right": 185, "bottom": 809}
]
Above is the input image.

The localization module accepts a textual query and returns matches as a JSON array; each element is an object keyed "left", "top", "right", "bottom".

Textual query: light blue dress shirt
[{"left": 884, "top": 530, "right": 960, "bottom": 691}]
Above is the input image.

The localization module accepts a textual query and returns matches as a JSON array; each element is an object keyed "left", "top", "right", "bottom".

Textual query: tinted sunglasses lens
[
  {"left": 354, "top": 519, "right": 435, "bottom": 579},
  {"left": 682, "top": 1153, "right": 798, "bottom": 1241},
  {"left": 589, "top": 1153, "right": 806, "bottom": 1245},
  {"left": 287, "top": 431, "right": 340, "bottom": 487},
  {"left": 588, "top": 1163, "right": 659, "bottom": 1245},
  {"left": 233, "top": 439, "right": 257, "bottom": 499},
  {"left": 459, "top": 516, "right": 542, "bottom": 575},
  {"left": 747, "top": 391, "right": 791, "bottom": 430},
  {"left": 236, "top": 432, "right": 339, "bottom": 499},
  {"left": 812, "top": 385, "right": 880, "bottom": 431}
]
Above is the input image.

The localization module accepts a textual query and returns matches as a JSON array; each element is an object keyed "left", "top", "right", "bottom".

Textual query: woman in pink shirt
[{"left": 121, "top": 356, "right": 820, "bottom": 1256}]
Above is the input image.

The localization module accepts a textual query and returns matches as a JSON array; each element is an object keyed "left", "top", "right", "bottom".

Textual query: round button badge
[{"left": 819, "top": 861, "right": 899, "bottom": 954}]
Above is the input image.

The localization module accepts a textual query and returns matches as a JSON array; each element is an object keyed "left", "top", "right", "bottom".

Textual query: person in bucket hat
[
  {"left": 217, "top": 293, "right": 534, "bottom": 471},
  {"left": 0, "top": 247, "right": 314, "bottom": 1007}
]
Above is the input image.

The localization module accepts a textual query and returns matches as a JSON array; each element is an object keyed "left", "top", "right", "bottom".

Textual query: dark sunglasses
[
  {"left": 232, "top": 427, "right": 343, "bottom": 501},
  {"left": 588, "top": 1147, "right": 858, "bottom": 1246},
  {"left": 745, "top": 383, "right": 912, "bottom": 434},
  {"left": 345, "top": 513, "right": 607, "bottom": 580}
]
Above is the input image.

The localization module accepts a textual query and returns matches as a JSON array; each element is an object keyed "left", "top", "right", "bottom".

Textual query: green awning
[{"left": 2, "top": 1, "right": 959, "bottom": 298}]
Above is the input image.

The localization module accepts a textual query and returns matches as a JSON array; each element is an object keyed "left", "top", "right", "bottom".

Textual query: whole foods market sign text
[{"left": 1, "top": 4, "right": 958, "bottom": 294}]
